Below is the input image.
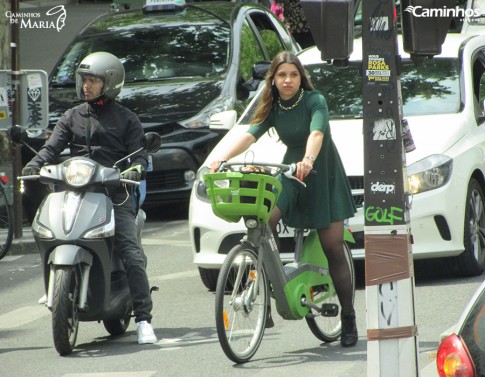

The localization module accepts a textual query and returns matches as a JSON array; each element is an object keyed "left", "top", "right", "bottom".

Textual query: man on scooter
[{"left": 22, "top": 51, "right": 157, "bottom": 345}]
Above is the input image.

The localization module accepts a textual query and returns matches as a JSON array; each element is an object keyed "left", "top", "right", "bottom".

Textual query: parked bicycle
[
  {"left": 0, "top": 172, "right": 13, "bottom": 260},
  {"left": 204, "top": 161, "right": 355, "bottom": 363}
]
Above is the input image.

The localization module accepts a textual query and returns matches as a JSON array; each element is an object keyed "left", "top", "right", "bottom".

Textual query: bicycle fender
[{"left": 48, "top": 245, "right": 93, "bottom": 266}]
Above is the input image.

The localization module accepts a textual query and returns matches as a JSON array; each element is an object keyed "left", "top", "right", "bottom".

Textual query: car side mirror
[
  {"left": 252, "top": 61, "right": 270, "bottom": 81},
  {"left": 144, "top": 132, "right": 162, "bottom": 153}
]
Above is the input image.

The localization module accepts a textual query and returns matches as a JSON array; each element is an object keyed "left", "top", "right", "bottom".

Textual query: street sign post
[
  {"left": 361, "top": 1, "right": 418, "bottom": 375},
  {"left": 0, "top": 70, "right": 49, "bottom": 130}
]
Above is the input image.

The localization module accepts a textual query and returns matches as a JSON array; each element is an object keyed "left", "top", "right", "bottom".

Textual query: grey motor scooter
[{"left": 11, "top": 127, "right": 161, "bottom": 356}]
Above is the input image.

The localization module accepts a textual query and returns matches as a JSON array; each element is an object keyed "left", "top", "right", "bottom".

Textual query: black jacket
[{"left": 27, "top": 100, "right": 148, "bottom": 171}]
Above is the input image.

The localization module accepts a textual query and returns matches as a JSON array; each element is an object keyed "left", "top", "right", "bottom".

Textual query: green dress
[{"left": 247, "top": 89, "right": 356, "bottom": 229}]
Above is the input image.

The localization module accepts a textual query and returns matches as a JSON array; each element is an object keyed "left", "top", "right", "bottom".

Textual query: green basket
[{"left": 204, "top": 171, "right": 282, "bottom": 223}]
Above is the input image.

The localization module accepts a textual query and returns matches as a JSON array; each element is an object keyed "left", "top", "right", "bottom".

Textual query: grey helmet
[{"left": 75, "top": 52, "right": 125, "bottom": 100}]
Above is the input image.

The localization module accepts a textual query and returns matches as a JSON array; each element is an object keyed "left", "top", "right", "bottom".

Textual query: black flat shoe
[{"left": 340, "top": 312, "right": 358, "bottom": 347}]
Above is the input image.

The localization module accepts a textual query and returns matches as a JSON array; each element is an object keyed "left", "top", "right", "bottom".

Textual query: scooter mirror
[
  {"left": 144, "top": 132, "right": 162, "bottom": 153},
  {"left": 8, "top": 125, "right": 28, "bottom": 144}
]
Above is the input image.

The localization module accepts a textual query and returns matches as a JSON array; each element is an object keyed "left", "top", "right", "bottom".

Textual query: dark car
[{"left": 23, "top": 0, "right": 299, "bottom": 213}]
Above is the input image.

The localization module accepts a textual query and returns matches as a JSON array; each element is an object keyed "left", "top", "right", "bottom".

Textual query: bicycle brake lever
[{"left": 283, "top": 163, "right": 307, "bottom": 188}]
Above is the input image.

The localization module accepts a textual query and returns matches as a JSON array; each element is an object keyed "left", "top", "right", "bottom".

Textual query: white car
[{"left": 189, "top": 33, "right": 485, "bottom": 291}]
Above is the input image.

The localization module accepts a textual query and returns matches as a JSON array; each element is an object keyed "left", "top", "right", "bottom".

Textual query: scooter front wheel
[
  {"left": 215, "top": 244, "right": 269, "bottom": 364},
  {"left": 52, "top": 266, "right": 80, "bottom": 356}
]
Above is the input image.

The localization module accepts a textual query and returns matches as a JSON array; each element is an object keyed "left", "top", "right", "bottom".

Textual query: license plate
[
  {"left": 276, "top": 220, "right": 309, "bottom": 238},
  {"left": 147, "top": 155, "right": 153, "bottom": 172}
]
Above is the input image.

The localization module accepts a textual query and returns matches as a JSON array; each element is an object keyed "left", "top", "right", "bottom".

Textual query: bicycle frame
[{"left": 243, "top": 219, "right": 354, "bottom": 321}]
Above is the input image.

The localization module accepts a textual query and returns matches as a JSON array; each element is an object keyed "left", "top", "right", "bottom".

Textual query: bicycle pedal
[{"left": 321, "top": 303, "right": 339, "bottom": 317}]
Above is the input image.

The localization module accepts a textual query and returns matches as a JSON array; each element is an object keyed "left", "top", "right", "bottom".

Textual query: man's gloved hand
[
  {"left": 121, "top": 164, "right": 143, "bottom": 182},
  {"left": 22, "top": 166, "right": 40, "bottom": 176}
]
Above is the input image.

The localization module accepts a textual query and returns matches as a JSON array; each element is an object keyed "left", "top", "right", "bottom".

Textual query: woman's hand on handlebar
[
  {"left": 296, "top": 159, "right": 313, "bottom": 182},
  {"left": 210, "top": 159, "right": 226, "bottom": 173}
]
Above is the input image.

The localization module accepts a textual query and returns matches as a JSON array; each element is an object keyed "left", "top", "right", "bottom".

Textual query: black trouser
[{"left": 112, "top": 189, "right": 153, "bottom": 323}]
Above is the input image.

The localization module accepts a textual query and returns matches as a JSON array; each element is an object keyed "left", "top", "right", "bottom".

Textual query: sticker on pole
[
  {"left": 366, "top": 55, "right": 391, "bottom": 83},
  {"left": 0, "top": 70, "right": 49, "bottom": 130}
]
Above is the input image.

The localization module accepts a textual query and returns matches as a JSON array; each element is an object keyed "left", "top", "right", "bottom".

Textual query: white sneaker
[
  {"left": 136, "top": 320, "right": 157, "bottom": 344},
  {"left": 38, "top": 294, "right": 47, "bottom": 305}
]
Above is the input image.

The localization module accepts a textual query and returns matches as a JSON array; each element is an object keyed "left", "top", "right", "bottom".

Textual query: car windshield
[
  {"left": 305, "top": 57, "right": 460, "bottom": 119},
  {"left": 51, "top": 23, "right": 230, "bottom": 85},
  {"left": 460, "top": 286, "right": 485, "bottom": 376}
]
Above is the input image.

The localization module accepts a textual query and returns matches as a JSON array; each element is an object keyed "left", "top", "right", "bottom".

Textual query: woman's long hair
[{"left": 251, "top": 51, "right": 314, "bottom": 125}]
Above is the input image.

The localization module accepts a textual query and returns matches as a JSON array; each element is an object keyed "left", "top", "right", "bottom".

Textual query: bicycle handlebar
[{"left": 218, "top": 161, "right": 314, "bottom": 188}]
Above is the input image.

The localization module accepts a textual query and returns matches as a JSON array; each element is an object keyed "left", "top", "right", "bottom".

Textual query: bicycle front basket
[{"left": 203, "top": 171, "right": 282, "bottom": 223}]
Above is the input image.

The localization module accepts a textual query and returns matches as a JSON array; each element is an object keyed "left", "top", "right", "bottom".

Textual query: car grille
[
  {"left": 146, "top": 170, "right": 185, "bottom": 189},
  {"left": 348, "top": 176, "right": 364, "bottom": 208}
]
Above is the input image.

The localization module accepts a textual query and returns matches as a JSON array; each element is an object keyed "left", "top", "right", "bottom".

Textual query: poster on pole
[{"left": 0, "top": 70, "right": 49, "bottom": 130}]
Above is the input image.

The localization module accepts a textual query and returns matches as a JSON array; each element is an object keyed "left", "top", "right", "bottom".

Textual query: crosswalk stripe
[{"left": 0, "top": 305, "right": 49, "bottom": 328}]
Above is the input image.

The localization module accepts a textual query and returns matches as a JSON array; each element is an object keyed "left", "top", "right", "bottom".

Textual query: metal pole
[
  {"left": 10, "top": 0, "right": 23, "bottom": 238},
  {"left": 361, "top": 0, "right": 419, "bottom": 375}
]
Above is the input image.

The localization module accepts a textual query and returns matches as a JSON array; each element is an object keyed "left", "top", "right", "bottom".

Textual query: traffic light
[
  {"left": 300, "top": 0, "right": 354, "bottom": 64},
  {"left": 401, "top": 0, "right": 457, "bottom": 63}
]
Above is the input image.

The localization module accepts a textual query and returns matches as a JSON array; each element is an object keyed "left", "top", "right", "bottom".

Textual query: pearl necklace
[{"left": 278, "top": 88, "right": 304, "bottom": 111}]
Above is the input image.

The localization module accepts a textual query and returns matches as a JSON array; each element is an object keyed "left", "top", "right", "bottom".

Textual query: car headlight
[
  {"left": 63, "top": 160, "right": 96, "bottom": 187},
  {"left": 407, "top": 155, "right": 453, "bottom": 194},
  {"left": 180, "top": 96, "right": 233, "bottom": 128}
]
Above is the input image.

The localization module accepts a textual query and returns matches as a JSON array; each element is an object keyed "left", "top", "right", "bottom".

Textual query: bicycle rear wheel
[
  {"left": 306, "top": 242, "right": 355, "bottom": 342},
  {"left": 215, "top": 244, "right": 269, "bottom": 364},
  {"left": 0, "top": 186, "right": 13, "bottom": 260}
]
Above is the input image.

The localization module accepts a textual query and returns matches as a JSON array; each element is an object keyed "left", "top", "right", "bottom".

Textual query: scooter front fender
[
  {"left": 47, "top": 244, "right": 93, "bottom": 266},
  {"left": 46, "top": 245, "right": 94, "bottom": 311}
]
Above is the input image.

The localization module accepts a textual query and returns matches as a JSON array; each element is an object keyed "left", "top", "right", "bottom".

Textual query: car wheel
[
  {"left": 454, "top": 178, "right": 485, "bottom": 276},
  {"left": 198, "top": 267, "right": 219, "bottom": 292}
]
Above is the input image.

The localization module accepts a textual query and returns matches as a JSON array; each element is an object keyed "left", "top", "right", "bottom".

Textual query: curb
[{"left": 9, "top": 228, "right": 37, "bottom": 256}]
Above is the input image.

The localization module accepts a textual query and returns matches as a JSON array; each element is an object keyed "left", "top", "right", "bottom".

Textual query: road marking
[
  {"left": 151, "top": 270, "right": 198, "bottom": 282},
  {"left": 156, "top": 336, "right": 215, "bottom": 351},
  {"left": 142, "top": 238, "right": 190, "bottom": 246},
  {"left": 1, "top": 255, "right": 23, "bottom": 262},
  {"left": 0, "top": 305, "right": 49, "bottom": 328},
  {"left": 64, "top": 373, "right": 156, "bottom": 377}
]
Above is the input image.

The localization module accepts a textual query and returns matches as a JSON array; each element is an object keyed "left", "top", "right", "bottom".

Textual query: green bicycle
[{"left": 204, "top": 161, "right": 355, "bottom": 363}]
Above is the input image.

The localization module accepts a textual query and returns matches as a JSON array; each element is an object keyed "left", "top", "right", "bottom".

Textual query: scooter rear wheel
[
  {"left": 103, "top": 305, "right": 133, "bottom": 336},
  {"left": 52, "top": 266, "right": 80, "bottom": 356}
]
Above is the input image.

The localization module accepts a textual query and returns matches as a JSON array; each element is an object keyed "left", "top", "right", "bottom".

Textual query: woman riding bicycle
[{"left": 210, "top": 51, "right": 358, "bottom": 347}]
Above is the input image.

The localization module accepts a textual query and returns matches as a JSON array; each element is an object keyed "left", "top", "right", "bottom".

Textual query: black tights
[{"left": 269, "top": 207, "right": 354, "bottom": 315}]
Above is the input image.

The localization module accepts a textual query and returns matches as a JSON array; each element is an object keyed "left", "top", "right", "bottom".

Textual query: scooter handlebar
[
  {"left": 18, "top": 175, "right": 40, "bottom": 180},
  {"left": 120, "top": 178, "right": 141, "bottom": 186}
]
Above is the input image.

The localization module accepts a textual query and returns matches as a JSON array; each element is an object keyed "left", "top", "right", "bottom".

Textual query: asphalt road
[{"left": 1, "top": 215, "right": 483, "bottom": 377}]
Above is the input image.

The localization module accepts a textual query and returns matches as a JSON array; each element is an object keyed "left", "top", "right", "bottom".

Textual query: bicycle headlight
[
  {"left": 407, "top": 155, "right": 453, "bottom": 194},
  {"left": 63, "top": 160, "right": 96, "bottom": 187}
]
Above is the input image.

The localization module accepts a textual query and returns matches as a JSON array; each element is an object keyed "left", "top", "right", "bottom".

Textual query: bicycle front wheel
[
  {"left": 0, "top": 187, "right": 13, "bottom": 260},
  {"left": 215, "top": 244, "right": 269, "bottom": 364},
  {"left": 306, "top": 241, "right": 355, "bottom": 342}
]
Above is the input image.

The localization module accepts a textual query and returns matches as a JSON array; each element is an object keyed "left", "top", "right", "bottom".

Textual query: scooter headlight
[
  {"left": 83, "top": 209, "right": 115, "bottom": 239},
  {"left": 63, "top": 160, "right": 96, "bottom": 187}
]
